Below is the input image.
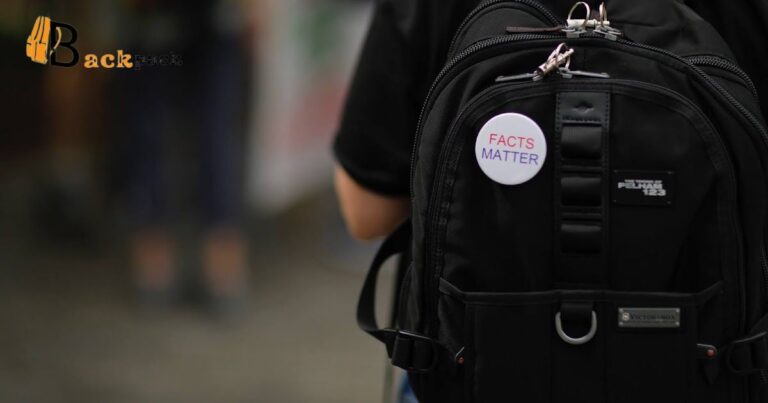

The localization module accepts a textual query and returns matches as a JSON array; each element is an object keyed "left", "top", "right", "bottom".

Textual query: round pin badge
[{"left": 475, "top": 113, "right": 547, "bottom": 185}]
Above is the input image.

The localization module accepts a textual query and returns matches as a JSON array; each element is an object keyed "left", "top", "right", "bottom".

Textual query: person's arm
[
  {"left": 335, "top": 165, "right": 409, "bottom": 241},
  {"left": 333, "top": 0, "right": 430, "bottom": 240}
]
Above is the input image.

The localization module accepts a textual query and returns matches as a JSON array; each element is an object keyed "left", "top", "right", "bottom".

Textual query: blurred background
[{"left": 1, "top": 0, "right": 401, "bottom": 401}]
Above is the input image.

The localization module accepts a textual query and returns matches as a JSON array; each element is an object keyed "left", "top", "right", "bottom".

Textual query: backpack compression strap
[
  {"left": 722, "top": 313, "right": 768, "bottom": 400},
  {"left": 726, "top": 313, "right": 768, "bottom": 378},
  {"left": 356, "top": 220, "right": 451, "bottom": 373}
]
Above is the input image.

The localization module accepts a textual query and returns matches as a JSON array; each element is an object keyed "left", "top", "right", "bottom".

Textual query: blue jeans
[{"left": 398, "top": 376, "right": 418, "bottom": 403}]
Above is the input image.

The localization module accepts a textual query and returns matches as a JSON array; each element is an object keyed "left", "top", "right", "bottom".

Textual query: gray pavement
[{"left": 0, "top": 207, "right": 398, "bottom": 403}]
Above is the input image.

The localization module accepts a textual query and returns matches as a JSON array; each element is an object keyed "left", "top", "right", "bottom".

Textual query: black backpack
[{"left": 357, "top": 1, "right": 768, "bottom": 401}]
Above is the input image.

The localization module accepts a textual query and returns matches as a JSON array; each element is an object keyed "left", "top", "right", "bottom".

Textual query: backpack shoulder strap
[{"left": 356, "top": 220, "right": 452, "bottom": 373}]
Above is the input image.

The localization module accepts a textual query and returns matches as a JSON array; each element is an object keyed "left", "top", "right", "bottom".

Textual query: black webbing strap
[
  {"left": 727, "top": 313, "right": 768, "bottom": 376},
  {"left": 356, "top": 220, "right": 446, "bottom": 373},
  {"left": 554, "top": 91, "right": 611, "bottom": 287}
]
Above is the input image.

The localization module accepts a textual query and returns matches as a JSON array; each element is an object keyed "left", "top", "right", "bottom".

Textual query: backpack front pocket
[{"left": 439, "top": 279, "right": 724, "bottom": 403}]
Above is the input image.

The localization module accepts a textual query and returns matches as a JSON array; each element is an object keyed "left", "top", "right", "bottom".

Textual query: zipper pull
[
  {"left": 506, "top": 25, "right": 566, "bottom": 34},
  {"left": 563, "top": 2, "right": 624, "bottom": 39},
  {"left": 592, "top": 3, "right": 623, "bottom": 41},
  {"left": 594, "top": 25, "right": 623, "bottom": 41},
  {"left": 564, "top": 1, "right": 592, "bottom": 38},
  {"left": 496, "top": 43, "right": 610, "bottom": 83},
  {"left": 563, "top": 26, "right": 587, "bottom": 38},
  {"left": 558, "top": 68, "right": 610, "bottom": 79},
  {"left": 495, "top": 43, "right": 573, "bottom": 83},
  {"left": 536, "top": 43, "right": 575, "bottom": 79},
  {"left": 495, "top": 72, "right": 538, "bottom": 83}
]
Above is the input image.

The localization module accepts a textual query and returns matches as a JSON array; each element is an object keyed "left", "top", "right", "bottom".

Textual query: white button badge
[{"left": 475, "top": 113, "right": 547, "bottom": 185}]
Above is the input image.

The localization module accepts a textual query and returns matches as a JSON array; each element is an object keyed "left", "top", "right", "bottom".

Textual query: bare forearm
[{"left": 334, "top": 165, "right": 409, "bottom": 241}]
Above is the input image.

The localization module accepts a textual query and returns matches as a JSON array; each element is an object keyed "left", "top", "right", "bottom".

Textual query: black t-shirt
[{"left": 334, "top": 0, "right": 768, "bottom": 197}]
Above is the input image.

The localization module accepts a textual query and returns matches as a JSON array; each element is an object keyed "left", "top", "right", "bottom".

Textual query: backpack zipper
[
  {"left": 687, "top": 55, "right": 759, "bottom": 101},
  {"left": 615, "top": 36, "right": 768, "bottom": 151},
  {"left": 446, "top": 0, "right": 562, "bottom": 59},
  {"left": 412, "top": 35, "right": 768, "bottom": 201},
  {"left": 762, "top": 247, "right": 768, "bottom": 310}
]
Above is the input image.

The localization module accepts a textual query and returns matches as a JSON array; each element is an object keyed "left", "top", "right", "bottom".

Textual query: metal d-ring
[{"left": 555, "top": 311, "right": 597, "bottom": 345}]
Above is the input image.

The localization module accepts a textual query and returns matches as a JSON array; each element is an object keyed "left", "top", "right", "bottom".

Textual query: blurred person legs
[
  {"left": 119, "top": 0, "right": 251, "bottom": 313},
  {"left": 197, "top": 12, "right": 250, "bottom": 313},
  {"left": 202, "top": 227, "right": 247, "bottom": 312},
  {"left": 132, "top": 228, "right": 177, "bottom": 306},
  {"left": 123, "top": 63, "right": 179, "bottom": 306}
]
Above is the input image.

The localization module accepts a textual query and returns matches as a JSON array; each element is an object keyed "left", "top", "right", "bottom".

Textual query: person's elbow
[
  {"left": 345, "top": 214, "right": 400, "bottom": 241},
  {"left": 334, "top": 166, "right": 409, "bottom": 241}
]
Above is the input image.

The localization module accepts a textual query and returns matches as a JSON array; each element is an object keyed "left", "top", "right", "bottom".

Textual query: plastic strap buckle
[{"left": 385, "top": 330, "right": 440, "bottom": 373}]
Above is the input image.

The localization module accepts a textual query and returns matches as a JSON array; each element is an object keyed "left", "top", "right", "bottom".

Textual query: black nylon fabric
[
  {"left": 607, "top": 0, "right": 735, "bottom": 59},
  {"left": 685, "top": 0, "right": 768, "bottom": 119},
  {"left": 379, "top": 1, "right": 768, "bottom": 402}
]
